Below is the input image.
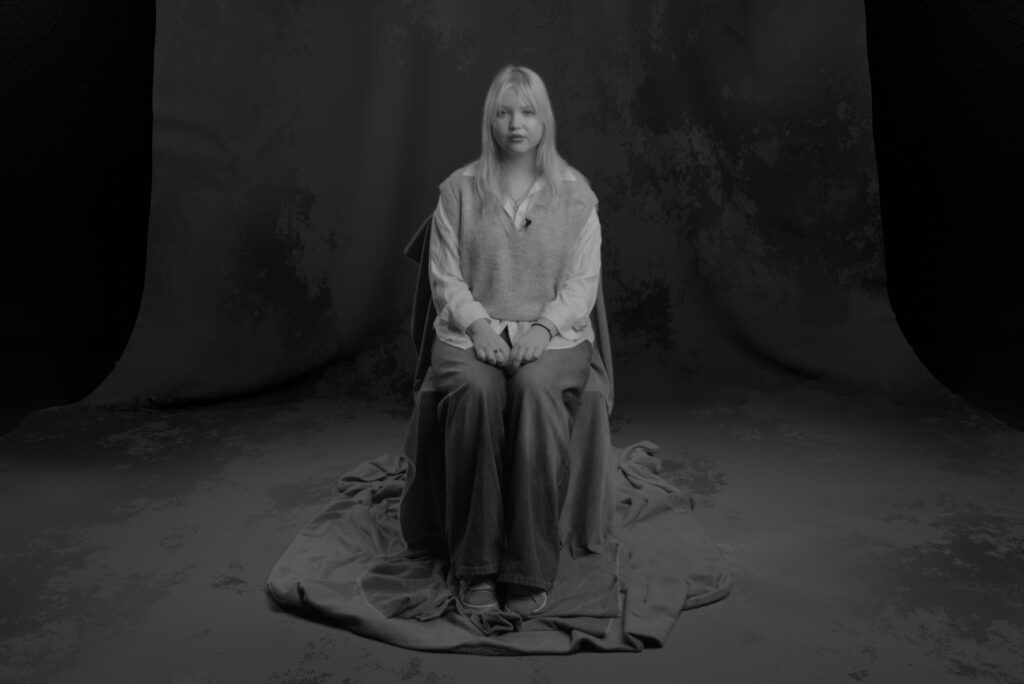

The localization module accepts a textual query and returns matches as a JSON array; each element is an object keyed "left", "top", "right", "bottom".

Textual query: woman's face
[{"left": 491, "top": 88, "right": 543, "bottom": 160}]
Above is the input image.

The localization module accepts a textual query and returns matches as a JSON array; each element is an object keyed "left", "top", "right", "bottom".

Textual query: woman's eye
[{"left": 523, "top": 109, "right": 535, "bottom": 116}]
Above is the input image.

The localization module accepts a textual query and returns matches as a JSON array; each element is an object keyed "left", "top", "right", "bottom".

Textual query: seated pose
[{"left": 426, "top": 64, "right": 602, "bottom": 617}]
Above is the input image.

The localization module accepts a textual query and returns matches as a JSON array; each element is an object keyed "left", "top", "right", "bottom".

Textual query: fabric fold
[{"left": 266, "top": 442, "right": 731, "bottom": 654}]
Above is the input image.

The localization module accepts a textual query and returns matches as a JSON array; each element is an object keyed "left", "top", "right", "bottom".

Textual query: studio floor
[{"left": 1, "top": 373, "right": 1022, "bottom": 684}]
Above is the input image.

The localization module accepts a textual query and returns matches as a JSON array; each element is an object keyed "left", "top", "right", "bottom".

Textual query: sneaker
[
  {"left": 459, "top": 576, "right": 498, "bottom": 611},
  {"left": 505, "top": 584, "right": 548, "bottom": 617}
]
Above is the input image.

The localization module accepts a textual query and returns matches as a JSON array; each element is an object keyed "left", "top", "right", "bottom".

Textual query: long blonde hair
[{"left": 475, "top": 65, "right": 566, "bottom": 205}]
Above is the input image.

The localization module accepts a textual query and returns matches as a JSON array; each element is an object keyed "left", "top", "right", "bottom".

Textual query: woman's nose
[{"left": 508, "top": 112, "right": 521, "bottom": 129}]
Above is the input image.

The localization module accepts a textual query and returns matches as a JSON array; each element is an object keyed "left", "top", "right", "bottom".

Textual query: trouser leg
[
  {"left": 499, "top": 342, "right": 591, "bottom": 590},
  {"left": 430, "top": 340, "right": 507, "bottom": 578}
]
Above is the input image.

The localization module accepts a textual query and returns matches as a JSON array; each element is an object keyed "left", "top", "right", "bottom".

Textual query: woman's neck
[{"left": 501, "top": 150, "right": 537, "bottom": 177}]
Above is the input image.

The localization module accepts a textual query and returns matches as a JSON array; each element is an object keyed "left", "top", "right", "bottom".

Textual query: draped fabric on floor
[{"left": 266, "top": 443, "right": 731, "bottom": 654}]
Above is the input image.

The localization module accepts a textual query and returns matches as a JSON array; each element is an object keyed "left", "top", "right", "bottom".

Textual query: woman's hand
[
  {"left": 467, "top": 319, "right": 511, "bottom": 368},
  {"left": 506, "top": 324, "right": 552, "bottom": 373}
]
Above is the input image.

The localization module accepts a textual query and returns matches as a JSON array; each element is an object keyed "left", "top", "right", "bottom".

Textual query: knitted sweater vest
[{"left": 438, "top": 165, "right": 598, "bottom": 322}]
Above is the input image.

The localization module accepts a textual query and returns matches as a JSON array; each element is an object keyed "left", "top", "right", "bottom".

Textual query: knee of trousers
[
  {"left": 449, "top": 374, "right": 506, "bottom": 413},
  {"left": 507, "top": 369, "right": 560, "bottom": 406}
]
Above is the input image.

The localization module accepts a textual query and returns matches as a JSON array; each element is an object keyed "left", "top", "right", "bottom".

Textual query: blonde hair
[{"left": 475, "top": 65, "right": 566, "bottom": 205}]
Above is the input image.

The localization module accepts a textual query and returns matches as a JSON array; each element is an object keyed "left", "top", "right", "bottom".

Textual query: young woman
[{"left": 427, "top": 64, "right": 601, "bottom": 617}]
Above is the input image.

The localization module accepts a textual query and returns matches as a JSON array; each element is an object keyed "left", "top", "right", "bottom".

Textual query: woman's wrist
[
  {"left": 531, "top": 320, "right": 556, "bottom": 340},
  {"left": 466, "top": 318, "right": 491, "bottom": 339}
]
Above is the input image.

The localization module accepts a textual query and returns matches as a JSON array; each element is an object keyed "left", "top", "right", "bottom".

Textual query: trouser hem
[
  {"left": 454, "top": 563, "right": 500, "bottom": 580},
  {"left": 498, "top": 572, "right": 555, "bottom": 591}
]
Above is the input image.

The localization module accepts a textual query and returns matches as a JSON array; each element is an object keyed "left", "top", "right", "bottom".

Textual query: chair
[{"left": 398, "top": 216, "right": 616, "bottom": 559}]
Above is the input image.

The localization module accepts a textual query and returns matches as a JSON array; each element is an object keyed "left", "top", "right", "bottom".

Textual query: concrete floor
[{"left": 1, "top": 376, "right": 1022, "bottom": 684}]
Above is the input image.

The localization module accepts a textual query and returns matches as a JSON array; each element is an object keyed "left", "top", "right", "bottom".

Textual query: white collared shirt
[{"left": 429, "top": 166, "right": 601, "bottom": 350}]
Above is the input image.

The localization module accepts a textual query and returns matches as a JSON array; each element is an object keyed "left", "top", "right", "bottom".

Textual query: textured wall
[{"left": 89, "top": 0, "right": 929, "bottom": 405}]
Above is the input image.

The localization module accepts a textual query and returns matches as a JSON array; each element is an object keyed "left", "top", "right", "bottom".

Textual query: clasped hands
[{"left": 467, "top": 318, "right": 552, "bottom": 373}]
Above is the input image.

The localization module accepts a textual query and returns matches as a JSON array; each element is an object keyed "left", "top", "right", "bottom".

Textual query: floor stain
[
  {"left": 660, "top": 449, "right": 727, "bottom": 504},
  {"left": 159, "top": 524, "right": 199, "bottom": 551},
  {"left": 212, "top": 574, "right": 249, "bottom": 593}
]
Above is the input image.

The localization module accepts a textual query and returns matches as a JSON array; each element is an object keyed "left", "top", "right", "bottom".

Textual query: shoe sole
[
  {"left": 506, "top": 593, "right": 547, "bottom": 616},
  {"left": 465, "top": 601, "right": 499, "bottom": 611}
]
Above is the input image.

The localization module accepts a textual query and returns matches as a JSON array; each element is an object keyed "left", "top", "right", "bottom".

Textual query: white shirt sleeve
[
  {"left": 539, "top": 207, "right": 601, "bottom": 338},
  {"left": 427, "top": 197, "right": 489, "bottom": 333}
]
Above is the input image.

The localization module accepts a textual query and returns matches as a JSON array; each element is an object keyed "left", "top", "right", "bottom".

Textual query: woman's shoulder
[
  {"left": 560, "top": 163, "right": 587, "bottom": 185},
  {"left": 559, "top": 163, "right": 598, "bottom": 205},
  {"left": 439, "top": 161, "right": 479, "bottom": 191}
]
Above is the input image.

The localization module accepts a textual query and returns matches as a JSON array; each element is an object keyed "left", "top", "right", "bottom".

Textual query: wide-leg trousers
[{"left": 430, "top": 338, "right": 591, "bottom": 590}]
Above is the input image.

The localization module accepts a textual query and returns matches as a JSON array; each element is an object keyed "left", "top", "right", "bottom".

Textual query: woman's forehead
[{"left": 497, "top": 85, "right": 534, "bottom": 109}]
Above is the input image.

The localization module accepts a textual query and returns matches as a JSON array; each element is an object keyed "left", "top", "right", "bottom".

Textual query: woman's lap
[{"left": 430, "top": 339, "right": 591, "bottom": 398}]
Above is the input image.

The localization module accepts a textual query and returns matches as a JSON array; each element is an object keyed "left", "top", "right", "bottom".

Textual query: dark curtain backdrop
[
  {"left": 865, "top": 1, "right": 1024, "bottom": 424},
  {"left": 0, "top": 0, "right": 152, "bottom": 422},
  {"left": 82, "top": 0, "right": 932, "bottom": 406}
]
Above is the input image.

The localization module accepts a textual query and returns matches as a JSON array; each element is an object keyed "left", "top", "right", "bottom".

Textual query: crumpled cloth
[{"left": 265, "top": 441, "right": 731, "bottom": 654}]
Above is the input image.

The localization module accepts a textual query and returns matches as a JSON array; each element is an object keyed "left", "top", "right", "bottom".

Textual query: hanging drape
[{"left": 88, "top": 0, "right": 929, "bottom": 405}]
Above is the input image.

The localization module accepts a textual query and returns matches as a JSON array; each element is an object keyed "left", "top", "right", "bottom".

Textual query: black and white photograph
[{"left": 2, "top": 1, "right": 1022, "bottom": 682}]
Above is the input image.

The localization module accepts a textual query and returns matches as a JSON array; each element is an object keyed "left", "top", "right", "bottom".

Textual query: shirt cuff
[
  {"left": 532, "top": 317, "right": 558, "bottom": 340},
  {"left": 537, "top": 307, "right": 579, "bottom": 340},
  {"left": 452, "top": 301, "right": 490, "bottom": 333}
]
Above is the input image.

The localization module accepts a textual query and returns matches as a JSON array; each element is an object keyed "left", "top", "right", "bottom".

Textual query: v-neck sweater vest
[{"left": 438, "top": 166, "right": 598, "bottom": 322}]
